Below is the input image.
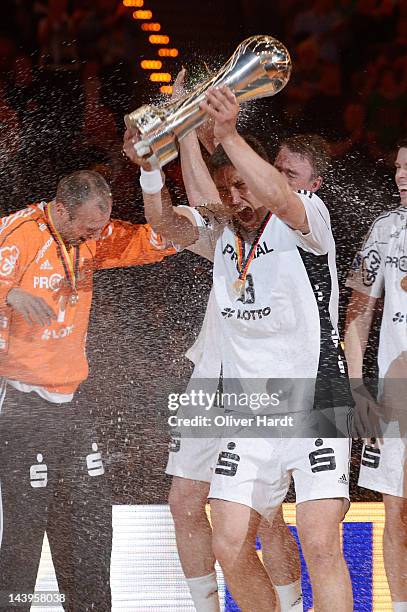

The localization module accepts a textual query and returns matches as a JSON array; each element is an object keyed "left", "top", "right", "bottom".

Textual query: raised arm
[
  {"left": 200, "top": 86, "right": 308, "bottom": 232},
  {"left": 172, "top": 69, "right": 221, "bottom": 207},
  {"left": 143, "top": 184, "right": 199, "bottom": 248},
  {"left": 122, "top": 127, "right": 198, "bottom": 248},
  {"left": 179, "top": 131, "right": 221, "bottom": 207}
]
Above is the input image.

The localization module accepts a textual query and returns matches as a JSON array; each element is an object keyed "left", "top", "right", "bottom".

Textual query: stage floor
[{"left": 33, "top": 503, "right": 391, "bottom": 611}]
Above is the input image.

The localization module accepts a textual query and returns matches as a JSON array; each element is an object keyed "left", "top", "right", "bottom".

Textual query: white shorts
[
  {"left": 359, "top": 429, "right": 407, "bottom": 498},
  {"left": 166, "top": 434, "right": 220, "bottom": 482},
  {"left": 209, "top": 435, "right": 351, "bottom": 520},
  {"left": 165, "top": 402, "right": 224, "bottom": 482}
]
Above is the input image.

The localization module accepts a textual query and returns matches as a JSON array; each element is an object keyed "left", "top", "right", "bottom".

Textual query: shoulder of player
[
  {"left": 295, "top": 189, "right": 323, "bottom": 200},
  {"left": 295, "top": 189, "right": 331, "bottom": 225},
  {"left": 355, "top": 209, "right": 407, "bottom": 255},
  {"left": 174, "top": 205, "right": 200, "bottom": 224},
  {"left": 102, "top": 219, "right": 155, "bottom": 235},
  {"left": 295, "top": 189, "right": 326, "bottom": 209},
  {"left": 370, "top": 207, "right": 406, "bottom": 229},
  {"left": 105, "top": 218, "right": 131, "bottom": 231},
  {"left": 362, "top": 208, "right": 406, "bottom": 244},
  {"left": 179, "top": 204, "right": 225, "bottom": 229},
  {"left": 0, "top": 206, "right": 45, "bottom": 247}
]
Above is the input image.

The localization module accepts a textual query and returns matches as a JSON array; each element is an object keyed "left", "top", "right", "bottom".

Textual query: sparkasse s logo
[
  {"left": 86, "top": 443, "right": 105, "bottom": 476},
  {"left": 30, "top": 453, "right": 48, "bottom": 488}
]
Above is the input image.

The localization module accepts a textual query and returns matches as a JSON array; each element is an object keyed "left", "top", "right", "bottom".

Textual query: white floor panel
[{"left": 33, "top": 504, "right": 225, "bottom": 611}]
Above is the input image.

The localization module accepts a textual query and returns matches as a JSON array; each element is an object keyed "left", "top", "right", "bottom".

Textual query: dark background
[{"left": 0, "top": 0, "right": 405, "bottom": 502}]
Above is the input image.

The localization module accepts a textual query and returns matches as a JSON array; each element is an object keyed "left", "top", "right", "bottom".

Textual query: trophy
[{"left": 125, "top": 35, "right": 291, "bottom": 168}]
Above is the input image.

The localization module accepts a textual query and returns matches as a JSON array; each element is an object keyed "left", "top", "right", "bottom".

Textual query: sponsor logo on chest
[
  {"left": 35, "top": 237, "right": 54, "bottom": 263},
  {"left": 222, "top": 241, "right": 274, "bottom": 266},
  {"left": 385, "top": 255, "right": 407, "bottom": 272},
  {"left": 41, "top": 325, "right": 74, "bottom": 340},
  {"left": 392, "top": 312, "right": 407, "bottom": 324},
  {"left": 0, "top": 246, "right": 19, "bottom": 277},
  {"left": 221, "top": 306, "right": 271, "bottom": 321},
  {"left": 33, "top": 273, "right": 63, "bottom": 291},
  {"left": 40, "top": 259, "right": 53, "bottom": 270}
]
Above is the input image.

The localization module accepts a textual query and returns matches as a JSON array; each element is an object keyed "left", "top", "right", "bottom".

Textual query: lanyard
[
  {"left": 45, "top": 203, "right": 80, "bottom": 305},
  {"left": 232, "top": 212, "right": 271, "bottom": 295}
]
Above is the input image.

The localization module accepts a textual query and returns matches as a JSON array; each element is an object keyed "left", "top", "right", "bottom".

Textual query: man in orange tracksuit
[{"left": 0, "top": 169, "right": 174, "bottom": 611}]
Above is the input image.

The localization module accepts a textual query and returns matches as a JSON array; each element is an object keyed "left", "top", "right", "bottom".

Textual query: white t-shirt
[
  {"left": 183, "top": 191, "right": 347, "bottom": 413},
  {"left": 346, "top": 206, "right": 407, "bottom": 379}
]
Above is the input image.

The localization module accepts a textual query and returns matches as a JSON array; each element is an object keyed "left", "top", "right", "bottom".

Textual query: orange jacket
[{"left": 0, "top": 202, "right": 175, "bottom": 393}]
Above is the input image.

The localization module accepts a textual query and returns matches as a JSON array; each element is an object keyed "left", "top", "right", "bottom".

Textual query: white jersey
[
  {"left": 346, "top": 206, "right": 407, "bottom": 378},
  {"left": 183, "top": 191, "right": 349, "bottom": 413}
]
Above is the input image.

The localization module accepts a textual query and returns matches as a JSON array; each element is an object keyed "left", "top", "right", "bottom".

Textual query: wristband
[{"left": 139, "top": 167, "right": 164, "bottom": 194}]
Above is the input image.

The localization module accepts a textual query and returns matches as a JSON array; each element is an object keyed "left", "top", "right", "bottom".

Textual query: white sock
[
  {"left": 186, "top": 572, "right": 220, "bottom": 612},
  {"left": 393, "top": 603, "right": 407, "bottom": 612},
  {"left": 275, "top": 579, "right": 303, "bottom": 611}
]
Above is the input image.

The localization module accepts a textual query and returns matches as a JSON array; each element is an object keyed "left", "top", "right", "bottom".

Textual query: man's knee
[
  {"left": 298, "top": 528, "right": 343, "bottom": 567},
  {"left": 297, "top": 499, "right": 345, "bottom": 565},
  {"left": 211, "top": 502, "right": 259, "bottom": 572},
  {"left": 212, "top": 526, "right": 251, "bottom": 571}
]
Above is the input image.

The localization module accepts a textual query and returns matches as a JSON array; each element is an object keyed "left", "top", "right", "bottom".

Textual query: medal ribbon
[
  {"left": 234, "top": 212, "right": 272, "bottom": 284},
  {"left": 45, "top": 203, "right": 79, "bottom": 295}
]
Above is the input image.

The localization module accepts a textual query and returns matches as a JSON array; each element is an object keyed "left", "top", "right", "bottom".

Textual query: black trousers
[{"left": 0, "top": 382, "right": 112, "bottom": 612}]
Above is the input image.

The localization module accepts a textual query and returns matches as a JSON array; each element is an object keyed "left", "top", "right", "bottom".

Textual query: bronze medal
[
  {"left": 45, "top": 204, "right": 80, "bottom": 308},
  {"left": 401, "top": 276, "right": 407, "bottom": 292},
  {"left": 232, "top": 278, "right": 245, "bottom": 296},
  {"left": 69, "top": 292, "right": 79, "bottom": 305},
  {"left": 232, "top": 212, "right": 272, "bottom": 300}
]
